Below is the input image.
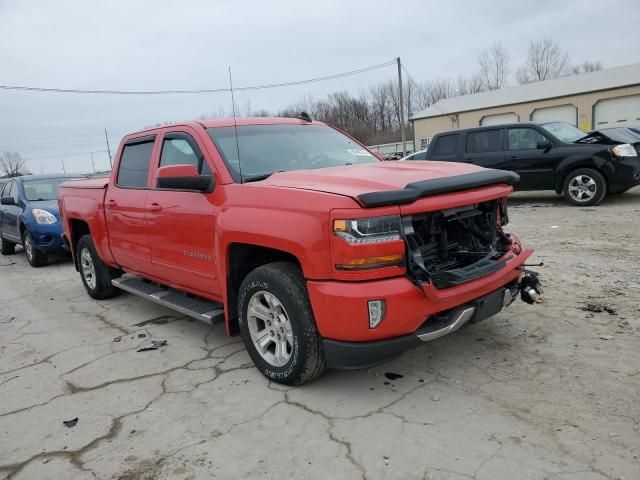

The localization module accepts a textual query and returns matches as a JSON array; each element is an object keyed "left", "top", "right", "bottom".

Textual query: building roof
[{"left": 411, "top": 63, "right": 640, "bottom": 121}]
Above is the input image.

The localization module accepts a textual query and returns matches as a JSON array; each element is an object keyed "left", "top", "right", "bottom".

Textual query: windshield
[
  {"left": 541, "top": 122, "right": 586, "bottom": 143},
  {"left": 23, "top": 178, "right": 76, "bottom": 201},
  {"left": 207, "top": 124, "right": 377, "bottom": 182}
]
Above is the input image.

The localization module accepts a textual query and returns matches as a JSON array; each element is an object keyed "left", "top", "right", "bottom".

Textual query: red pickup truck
[{"left": 58, "top": 116, "right": 542, "bottom": 385}]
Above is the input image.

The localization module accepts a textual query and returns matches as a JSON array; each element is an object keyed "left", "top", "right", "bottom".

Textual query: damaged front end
[{"left": 402, "top": 198, "right": 543, "bottom": 301}]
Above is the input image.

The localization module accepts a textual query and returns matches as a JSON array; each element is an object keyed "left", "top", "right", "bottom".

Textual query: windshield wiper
[
  {"left": 242, "top": 172, "right": 275, "bottom": 183},
  {"left": 242, "top": 170, "right": 288, "bottom": 183}
]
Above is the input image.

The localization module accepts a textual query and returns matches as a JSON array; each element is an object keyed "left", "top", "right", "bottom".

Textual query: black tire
[
  {"left": 562, "top": 168, "right": 607, "bottom": 206},
  {"left": 23, "top": 231, "right": 48, "bottom": 267},
  {"left": 238, "top": 262, "right": 325, "bottom": 385},
  {"left": 76, "top": 234, "right": 120, "bottom": 299},
  {"left": 0, "top": 236, "right": 15, "bottom": 255}
]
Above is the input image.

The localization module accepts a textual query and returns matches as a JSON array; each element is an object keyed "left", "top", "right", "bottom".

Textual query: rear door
[
  {"left": 463, "top": 129, "right": 506, "bottom": 169},
  {"left": 505, "top": 127, "right": 558, "bottom": 190},
  {"left": 0, "top": 181, "right": 22, "bottom": 243},
  {"left": 145, "top": 129, "right": 221, "bottom": 298},
  {"left": 104, "top": 136, "right": 156, "bottom": 275}
]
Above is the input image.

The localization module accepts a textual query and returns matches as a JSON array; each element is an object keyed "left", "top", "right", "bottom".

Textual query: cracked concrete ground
[{"left": 1, "top": 189, "right": 639, "bottom": 480}]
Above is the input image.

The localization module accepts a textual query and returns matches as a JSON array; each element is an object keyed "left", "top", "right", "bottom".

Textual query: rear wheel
[
  {"left": 238, "top": 262, "right": 325, "bottom": 385},
  {"left": 23, "top": 231, "right": 47, "bottom": 267},
  {"left": 76, "top": 234, "right": 120, "bottom": 299},
  {"left": 0, "top": 236, "right": 15, "bottom": 255},
  {"left": 562, "top": 168, "right": 607, "bottom": 206}
]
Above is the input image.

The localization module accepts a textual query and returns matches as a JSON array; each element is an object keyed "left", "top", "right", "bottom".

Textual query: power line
[
  {"left": 0, "top": 60, "right": 396, "bottom": 95},
  {"left": 0, "top": 140, "right": 108, "bottom": 151}
]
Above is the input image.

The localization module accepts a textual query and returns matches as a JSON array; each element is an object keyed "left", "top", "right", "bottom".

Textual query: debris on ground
[
  {"left": 432, "top": 395, "right": 440, "bottom": 402},
  {"left": 113, "top": 336, "right": 121, "bottom": 343},
  {"left": 600, "top": 335, "right": 614, "bottom": 340},
  {"left": 581, "top": 303, "right": 617, "bottom": 315},
  {"left": 137, "top": 333, "right": 146, "bottom": 338},
  {"left": 63, "top": 417, "right": 78, "bottom": 428},
  {"left": 136, "top": 339, "right": 168, "bottom": 352},
  {"left": 384, "top": 372, "right": 403, "bottom": 380}
]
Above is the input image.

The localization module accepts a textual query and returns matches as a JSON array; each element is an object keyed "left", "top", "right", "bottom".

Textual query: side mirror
[
  {"left": 537, "top": 140, "right": 553, "bottom": 151},
  {"left": 1, "top": 197, "right": 16, "bottom": 206},
  {"left": 156, "top": 164, "right": 214, "bottom": 192}
]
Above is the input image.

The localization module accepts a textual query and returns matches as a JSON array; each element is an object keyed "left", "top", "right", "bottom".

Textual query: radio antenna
[{"left": 228, "top": 66, "right": 243, "bottom": 183}]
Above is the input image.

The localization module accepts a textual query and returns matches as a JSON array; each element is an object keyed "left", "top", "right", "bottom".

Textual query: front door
[
  {"left": 145, "top": 131, "right": 221, "bottom": 299},
  {"left": 104, "top": 136, "right": 156, "bottom": 275},
  {"left": 505, "top": 127, "right": 558, "bottom": 190}
]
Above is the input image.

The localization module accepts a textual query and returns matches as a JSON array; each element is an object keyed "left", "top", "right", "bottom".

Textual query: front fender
[{"left": 554, "top": 150, "right": 613, "bottom": 192}]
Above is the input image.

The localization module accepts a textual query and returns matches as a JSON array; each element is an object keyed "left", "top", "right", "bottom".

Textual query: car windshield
[
  {"left": 207, "top": 124, "right": 378, "bottom": 182},
  {"left": 541, "top": 122, "right": 586, "bottom": 143},
  {"left": 23, "top": 178, "right": 77, "bottom": 201}
]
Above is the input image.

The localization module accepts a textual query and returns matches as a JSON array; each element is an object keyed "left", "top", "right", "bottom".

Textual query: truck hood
[{"left": 258, "top": 161, "right": 519, "bottom": 207}]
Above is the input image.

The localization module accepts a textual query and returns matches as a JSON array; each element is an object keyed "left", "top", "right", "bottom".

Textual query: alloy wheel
[
  {"left": 568, "top": 175, "right": 597, "bottom": 202},
  {"left": 80, "top": 247, "right": 97, "bottom": 289},
  {"left": 247, "top": 290, "right": 294, "bottom": 367}
]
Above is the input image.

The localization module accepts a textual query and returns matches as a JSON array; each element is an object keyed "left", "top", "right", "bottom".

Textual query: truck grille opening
[{"left": 403, "top": 199, "right": 512, "bottom": 289}]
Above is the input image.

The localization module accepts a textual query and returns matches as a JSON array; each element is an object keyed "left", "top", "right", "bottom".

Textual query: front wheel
[
  {"left": 23, "top": 231, "right": 47, "bottom": 267},
  {"left": 238, "top": 262, "right": 325, "bottom": 385},
  {"left": 562, "top": 168, "right": 607, "bottom": 206},
  {"left": 76, "top": 234, "right": 120, "bottom": 299}
]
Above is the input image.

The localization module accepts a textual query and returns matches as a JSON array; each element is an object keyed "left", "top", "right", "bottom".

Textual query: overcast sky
[{"left": 1, "top": 0, "right": 639, "bottom": 174}]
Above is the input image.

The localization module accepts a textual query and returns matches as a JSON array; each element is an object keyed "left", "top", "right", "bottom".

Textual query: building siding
[{"left": 412, "top": 85, "right": 640, "bottom": 146}]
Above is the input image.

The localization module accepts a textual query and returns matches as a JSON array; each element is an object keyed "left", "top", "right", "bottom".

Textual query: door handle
[
  {"left": 106, "top": 199, "right": 117, "bottom": 208},
  {"left": 509, "top": 155, "right": 519, "bottom": 160},
  {"left": 146, "top": 203, "right": 162, "bottom": 212}
]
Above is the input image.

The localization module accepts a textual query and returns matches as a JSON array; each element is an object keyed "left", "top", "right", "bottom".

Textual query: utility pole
[
  {"left": 61, "top": 159, "right": 66, "bottom": 173},
  {"left": 397, "top": 57, "right": 406, "bottom": 157},
  {"left": 90, "top": 152, "right": 96, "bottom": 173},
  {"left": 104, "top": 128, "right": 113, "bottom": 168}
]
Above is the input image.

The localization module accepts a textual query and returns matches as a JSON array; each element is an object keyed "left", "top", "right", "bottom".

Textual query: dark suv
[{"left": 420, "top": 122, "right": 640, "bottom": 206}]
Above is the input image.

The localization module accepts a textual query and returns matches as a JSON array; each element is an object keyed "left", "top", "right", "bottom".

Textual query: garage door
[
  {"left": 480, "top": 112, "right": 518, "bottom": 126},
  {"left": 594, "top": 95, "right": 640, "bottom": 128},
  {"left": 531, "top": 104, "right": 577, "bottom": 126}
]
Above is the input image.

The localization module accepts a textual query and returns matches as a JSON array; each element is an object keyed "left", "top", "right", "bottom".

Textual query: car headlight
[
  {"left": 333, "top": 215, "right": 401, "bottom": 244},
  {"left": 612, "top": 144, "right": 637, "bottom": 157},
  {"left": 32, "top": 208, "right": 57, "bottom": 224}
]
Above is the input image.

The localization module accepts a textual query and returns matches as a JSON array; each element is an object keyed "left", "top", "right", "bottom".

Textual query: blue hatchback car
[{"left": 0, "top": 174, "right": 85, "bottom": 267}]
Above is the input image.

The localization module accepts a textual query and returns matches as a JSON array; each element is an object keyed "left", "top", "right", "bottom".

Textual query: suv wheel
[
  {"left": 238, "top": 262, "right": 325, "bottom": 385},
  {"left": 563, "top": 168, "right": 607, "bottom": 206},
  {"left": 1, "top": 236, "right": 15, "bottom": 255},
  {"left": 23, "top": 231, "right": 47, "bottom": 267},
  {"left": 76, "top": 234, "right": 120, "bottom": 299}
]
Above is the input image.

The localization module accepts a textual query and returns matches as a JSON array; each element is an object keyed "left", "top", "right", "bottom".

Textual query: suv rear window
[
  {"left": 433, "top": 135, "right": 457, "bottom": 155},
  {"left": 467, "top": 130, "right": 502, "bottom": 153},
  {"left": 117, "top": 140, "right": 155, "bottom": 188}
]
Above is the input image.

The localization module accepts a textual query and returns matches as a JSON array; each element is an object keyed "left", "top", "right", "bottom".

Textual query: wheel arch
[
  {"left": 554, "top": 158, "right": 609, "bottom": 194},
  {"left": 225, "top": 243, "right": 303, "bottom": 335}
]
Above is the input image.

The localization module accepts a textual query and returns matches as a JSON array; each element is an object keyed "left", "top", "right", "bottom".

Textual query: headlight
[
  {"left": 612, "top": 144, "right": 637, "bottom": 157},
  {"left": 333, "top": 215, "right": 401, "bottom": 244},
  {"left": 32, "top": 208, "right": 57, "bottom": 224}
]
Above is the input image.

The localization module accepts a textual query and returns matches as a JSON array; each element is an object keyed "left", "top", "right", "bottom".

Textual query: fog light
[{"left": 368, "top": 299, "right": 386, "bottom": 329}]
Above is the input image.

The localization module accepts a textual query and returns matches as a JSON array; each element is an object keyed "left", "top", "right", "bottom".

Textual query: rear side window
[
  {"left": 117, "top": 141, "right": 155, "bottom": 188},
  {"left": 433, "top": 135, "right": 457, "bottom": 155},
  {"left": 467, "top": 130, "right": 502, "bottom": 153}
]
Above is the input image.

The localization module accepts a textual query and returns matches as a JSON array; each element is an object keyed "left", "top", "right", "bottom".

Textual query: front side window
[
  {"left": 23, "top": 178, "right": 77, "bottom": 201},
  {"left": 117, "top": 140, "right": 155, "bottom": 188},
  {"left": 541, "top": 122, "right": 585, "bottom": 143},
  {"left": 467, "top": 130, "right": 502, "bottom": 153},
  {"left": 207, "top": 124, "right": 377, "bottom": 182},
  {"left": 433, "top": 135, "right": 457, "bottom": 155},
  {"left": 508, "top": 128, "right": 547, "bottom": 150}
]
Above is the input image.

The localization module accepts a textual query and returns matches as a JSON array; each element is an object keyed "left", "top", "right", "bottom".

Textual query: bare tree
[
  {"left": 455, "top": 73, "right": 485, "bottom": 96},
  {"left": 478, "top": 41, "right": 511, "bottom": 90},
  {"left": 570, "top": 60, "right": 603, "bottom": 75},
  {"left": 0, "top": 152, "right": 30, "bottom": 178},
  {"left": 516, "top": 38, "right": 570, "bottom": 84}
]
